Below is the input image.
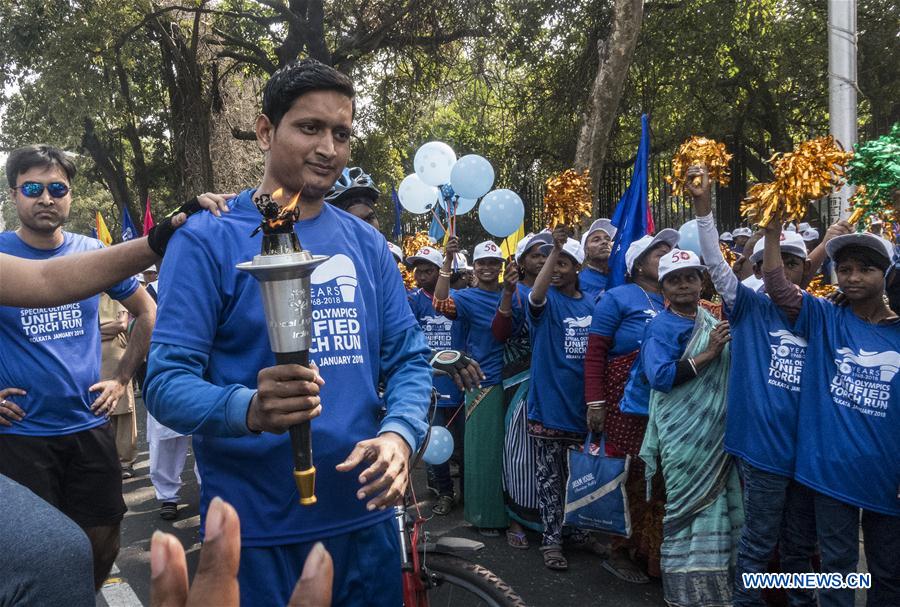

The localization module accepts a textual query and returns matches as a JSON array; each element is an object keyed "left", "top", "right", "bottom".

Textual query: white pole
[{"left": 828, "top": 0, "right": 858, "bottom": 219}]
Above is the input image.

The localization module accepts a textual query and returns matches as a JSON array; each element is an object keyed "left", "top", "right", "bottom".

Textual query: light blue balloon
[
  {"left": 422, "top": 425, "right": 455, "bottom": 465},
  {"left": 479, "top": 189, "right": 524, "bottom": 238},
  {"left": 678, "top": 219, "right": 702, "bottom": 257},
  {"left": 450, "top": 154, "right": 495, "bottom": 199},
  {"left": 440, "top": 196, "right": 478, "bottom": 215}
]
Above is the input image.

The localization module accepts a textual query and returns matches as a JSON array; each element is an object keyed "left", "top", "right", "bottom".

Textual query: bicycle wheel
[{"left": 422, "top": 553, "right": 527, "bottom": 607}]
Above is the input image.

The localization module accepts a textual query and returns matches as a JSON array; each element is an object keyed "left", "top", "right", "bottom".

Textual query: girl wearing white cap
[
  {"left": 492, "top": 231, "right": 553, "bottom": 548},
  {"left": 524, "top": 227, "right": 595, "bottom": 570},
  {"left": 580, "top": 219, "right": 617, "bottom": 303},
  {"left": 583, "top": 227, "right": 678, "bottom": 583},
  {"left": 435, "top": 236, "right": 509, "bottom": 536},
  {"left": 687, "top": 165, "right": 820, "bottom": 606},
  {"left": 763, "top": 223, "right": 900, "bottom": 607},
  {"left": 638, "top": 248, "right": 739, "bottom": 607}
]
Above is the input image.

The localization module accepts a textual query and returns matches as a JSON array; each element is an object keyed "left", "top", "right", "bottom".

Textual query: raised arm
[
  {"left": 801, "top": 219, "right": 853, "bottom": 287},
  {"left": 529, "top": 225, "right": 566, "bottom": 307},
  {"left": 761, "top": 222, "right": 803, "bottom": 322},
  {"left": 0, "top": 194, "right": 231, "bottom": 309},
  {"left": 687, "top": 165, "right": 739, "bottom": 308}
]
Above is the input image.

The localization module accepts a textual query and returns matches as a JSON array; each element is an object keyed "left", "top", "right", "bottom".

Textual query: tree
[{"left": 573, "top": 0, "right": 644, "bottom": 207}]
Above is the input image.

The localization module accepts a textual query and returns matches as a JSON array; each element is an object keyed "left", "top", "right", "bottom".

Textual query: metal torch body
[{"left": 237, "top": 232, "right": 328, "bottom": 506}]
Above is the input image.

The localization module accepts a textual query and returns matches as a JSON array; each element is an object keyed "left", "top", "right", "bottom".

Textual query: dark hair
[
  {"left": 6, "top": 145, "right": 77, "bottom": 188},
  {"left": 833, "top": 244, "right": 891, "bottom": 273},
  {"left": 261, "top": 59, "right": 355, "bottom": 128},
  {"left": 331, "top": 193, "right": 376, "bottom": 211}
]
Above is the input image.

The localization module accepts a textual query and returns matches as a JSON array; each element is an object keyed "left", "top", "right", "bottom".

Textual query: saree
[
  {"left": 605, "top": 350, "right": 664, "bottom": 576},
  {"left": 502, "top": 371, "right": 542, "bottom": 531},
  {"left": 464, "top": 384, "right": 509, "bottom": 529},
  {"left": 640, "top": 308, "right": 744, "bottom": 607}
]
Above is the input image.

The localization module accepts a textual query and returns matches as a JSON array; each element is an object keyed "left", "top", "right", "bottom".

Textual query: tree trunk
[
  {"left": 81, "top": 117, "right": 133, "bottom": 217},
  {"left": 150, "top": 13, "right": 215, "bottom": 202},
  {"left": 573, "top": 0, "right": 644, "bottom": 213}
]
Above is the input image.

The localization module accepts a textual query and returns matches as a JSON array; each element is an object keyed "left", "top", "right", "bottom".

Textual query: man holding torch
[{"left": 144, "top": 60, "right": 433, "bottom": 606}]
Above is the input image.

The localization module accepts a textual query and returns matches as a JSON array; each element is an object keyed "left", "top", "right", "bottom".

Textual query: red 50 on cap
[
  {"left": 473, "top": 241, "right": 505, "bottom": 261},
  {"left": 657, "top": 248, "right": 706, "bottom": 281}
]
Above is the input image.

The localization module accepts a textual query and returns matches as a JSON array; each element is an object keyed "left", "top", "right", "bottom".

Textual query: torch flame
[{"left": 266, "top": 187, "right": 303, "bottom": 230}]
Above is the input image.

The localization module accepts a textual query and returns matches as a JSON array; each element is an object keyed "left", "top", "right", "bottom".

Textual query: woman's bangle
[
  {"left": 688, "top": 357, "right": 699, "bottom": 376},
  {"left": 439, "top": 270, "right": 452, "bottom": 278},
  {"left": 587, "top": 401, "right": 606, "bottom": 410},
  {"left": 497, "top": 307, "right": 512, "bottom": 317}
]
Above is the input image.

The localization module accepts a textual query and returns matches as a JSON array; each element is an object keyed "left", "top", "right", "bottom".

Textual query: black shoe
[
  {"left": 121, "top": 466, "right": 134, "bottom": 479},
  {"left": 160, "top": 502, "right": 178, "bottom": 520}
]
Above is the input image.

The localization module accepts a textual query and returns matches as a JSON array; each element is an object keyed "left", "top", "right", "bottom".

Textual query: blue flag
[
  {"left": 392, "top": 186, "right": 403, "bottom": 240},
  {"left": 121, "top": 205, "right": 138, "bottom": 241},
  {"left": 428, "top": 204, "right": 446, "bottom": 242},
  {"left": 608, "top": 114, "right": 652, "bottom": 288}
]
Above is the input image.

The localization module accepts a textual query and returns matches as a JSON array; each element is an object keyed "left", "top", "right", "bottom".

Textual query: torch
[{"left": 237, "top": 191, "right": 328, "bottom": 506}]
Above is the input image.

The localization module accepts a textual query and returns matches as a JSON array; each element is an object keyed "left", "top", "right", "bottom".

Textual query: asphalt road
[{"left": 99, "top": 398, "right": 866, "bottom": 606}]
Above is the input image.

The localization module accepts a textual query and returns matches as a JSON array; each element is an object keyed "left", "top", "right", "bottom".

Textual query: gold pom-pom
[
  {"left": 400, "top": 232, "right": 434, "bottom": 289},
  {"left": 666, "top": 137, "right": 733, "bottom": 197},
  {"left": 806, "top": 275, "right": 837, "bottom": 298},
  {"left": 544, "top": 169, "right": 593, "bottom": 228},
  {"left": 720, "top": 241, "right": 738, "bottom": 267},
  {"left": 741, "top": 136, "right": 853, "bottom": 227}
]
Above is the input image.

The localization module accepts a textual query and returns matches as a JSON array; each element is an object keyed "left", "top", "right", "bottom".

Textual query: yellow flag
[
  {"left": 501, "top": 222, "right": 526, "bottom": 260},
  {"left": 96, "top": 211, "right": 113, "bottom": 247}
]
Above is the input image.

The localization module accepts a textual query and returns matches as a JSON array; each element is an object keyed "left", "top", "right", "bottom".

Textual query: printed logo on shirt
[
  {"left": 830, "top": 348, "right": 899, "bottom": 418},
  {"left": 767, "top": 329, "right": 807, "bottom": 392},
  {"left": 309, "top": 254, "right": 364, "bottom": 366},
  {"left": 19, "top": 304, "right": 85, "bottom": 343},
  {"left": 562, "top": 315, "right": 592, "bottom": 359},
  {"left": 420, "top": 314, "right": 453, "bottom": 349}
]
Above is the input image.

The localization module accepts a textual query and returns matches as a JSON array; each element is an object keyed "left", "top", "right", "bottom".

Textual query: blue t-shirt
[
  {"left": 579, "top": 267, "right": 609, "bottom": 304},
  {"left": 452, "top": 287, "right": 504, "bottom": 386},
  {"left": 509, "top": 282, "right": 532, "bottom": 338},
  {"left": 640, "top": 310, "right": 695, "bottom": 394},
  {"left": 0, "top": 232, "right": 138, "bottom": 436},
  {"left": 723, "top": 284, "right": 806, "bottom": 476},
  {"left": 150, "top": 190, "right": 424, "bottom": 544},
  {"left": 408, "top": 288, "right": 463, "bottom": 406},
  {"left": 527, "top": 288, "right": 593, "bottom": 432},
  {"left": 791, "top": 293, "right": 900, "bottom": 515},
  {"left": 592, "top": 284, "right": 664, "bottom": 414},
  {"left": 590, "top": 284, "right": 664, "bottom": 355}
]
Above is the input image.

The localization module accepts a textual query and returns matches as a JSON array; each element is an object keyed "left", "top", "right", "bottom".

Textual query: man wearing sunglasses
[{"left": 0, "top": 144, "right": 158, "bottom": 591}]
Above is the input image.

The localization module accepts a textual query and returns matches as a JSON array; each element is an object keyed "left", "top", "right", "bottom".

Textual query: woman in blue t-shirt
[
  {"left": 525, "top": 227, "right": 594, "bottom": 570},
  {"left": 763, "top": 224, "right": 900, "bottom": 607},
  {"left": 435, "top": 236, "right": 508, "bottom": 536},
  {"left": 583, "top": 228, "right": 678, "bottom": 583},
  {"left": 638, "top": 248, "right": 741, "bottom": 607}
]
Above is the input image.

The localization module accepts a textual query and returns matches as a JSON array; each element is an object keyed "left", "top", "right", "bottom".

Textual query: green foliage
[{"left": 1, "top": 0, "right": 897, "bottom": 244}]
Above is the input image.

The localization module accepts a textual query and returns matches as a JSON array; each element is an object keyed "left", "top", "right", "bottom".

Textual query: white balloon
[
  {"left": 414, "top": 141, "right": 457, "bottom": 187},
  {"left": 398, "top": 173, "right": 439, "bottom": 214}
]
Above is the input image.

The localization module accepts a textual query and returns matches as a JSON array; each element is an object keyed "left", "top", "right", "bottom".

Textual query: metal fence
[{"left": 399, "top": 141, "right": 839, "bottom": 247}]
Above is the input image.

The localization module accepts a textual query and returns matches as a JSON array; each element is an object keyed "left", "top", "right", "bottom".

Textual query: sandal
[
  {"left": 477, "top": 528, "right": 500, "bottom": 538},
  {"left": 601, "top": 552, "right": 649, "bottom": 584},
  {"left": 568, "top": 535, "right": 610, "bottom": 557},
  {"left": 432, "top": 494, "right": 455, "bottom": 516},
  {"left": 540, "top": 545, "right": 568, "bottom": 571},
  {"left": 506, "top": 529, "right": 529, "bottom": 550}
]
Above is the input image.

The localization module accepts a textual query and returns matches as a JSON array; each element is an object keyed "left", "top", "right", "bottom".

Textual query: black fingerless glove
[
  {"left": 146, "top": 197, "right": 203, "bottom": 257},
  {"left": 429, "top": 350, "right": 474, "bottom": 375}
]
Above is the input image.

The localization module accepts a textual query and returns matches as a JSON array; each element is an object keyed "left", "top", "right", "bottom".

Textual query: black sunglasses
[{"left": 15, "top": 181, "right": 70, "bottom": 198}]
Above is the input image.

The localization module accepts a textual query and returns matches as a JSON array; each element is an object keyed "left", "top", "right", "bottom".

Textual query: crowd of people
[{"left": 0, "top": 57, "right": 897, "bottom": 607}]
